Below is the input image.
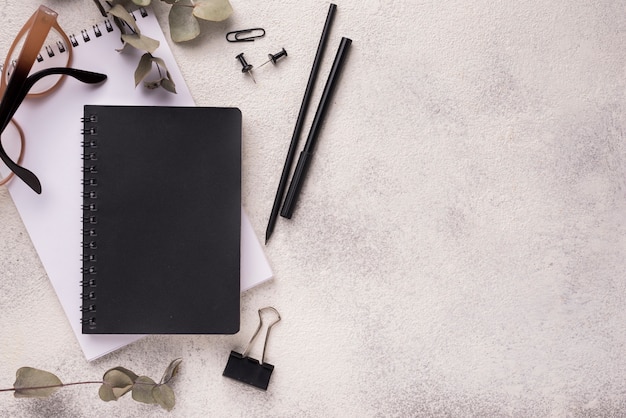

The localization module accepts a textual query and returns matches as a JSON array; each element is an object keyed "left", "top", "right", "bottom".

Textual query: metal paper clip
[
  {"left": 226, "top": 28, "right": 266, "bottom": 42},
  {"left": 222, "top": 307, "right": 281, "bottom": 390}
]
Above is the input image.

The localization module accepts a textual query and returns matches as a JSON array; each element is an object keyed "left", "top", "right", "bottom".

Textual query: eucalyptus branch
[
  {"left": 0, "top": 381, "right": 102, "bottom": 392},
  {"left": 109, "top": 0, "right": 233, "bottom": 43},
  {"left": 2, "top": 359, "right": 182, "bottom": 412},
  {"left": 89, "top": 0, "right": 234, "bottom": 92}
]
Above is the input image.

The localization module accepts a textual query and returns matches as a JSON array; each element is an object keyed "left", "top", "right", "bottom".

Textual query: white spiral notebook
[{"left": 2, "top": 7, "right": 272, "bottom": 360}]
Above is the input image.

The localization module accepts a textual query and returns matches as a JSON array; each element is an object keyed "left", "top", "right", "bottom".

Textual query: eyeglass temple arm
[
  {"left": 1, "top": 68, "right": 107, "bottom": 131},
  {"left": 0, "top": 67, "right": 107, "bottom": 194}
]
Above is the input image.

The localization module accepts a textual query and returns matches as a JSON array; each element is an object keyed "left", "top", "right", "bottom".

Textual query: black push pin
[
  {"left": 223, "top": 307, "right": 281, "bottom": 391},
  {"left": 259, "top": 48, "right": 288, "bottom": 68},
  {"left": 235, "top": 52, "right": 256, "bottom": 83}
]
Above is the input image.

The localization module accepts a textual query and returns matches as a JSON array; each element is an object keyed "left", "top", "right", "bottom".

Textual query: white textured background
[{"left": 2, "top": 0, "right": 626, "bottom": 416}]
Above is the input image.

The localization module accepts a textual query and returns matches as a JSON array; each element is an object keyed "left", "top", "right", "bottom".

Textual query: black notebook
[{"left": 81, "top": 105, "right": 241, "bottom": 334}]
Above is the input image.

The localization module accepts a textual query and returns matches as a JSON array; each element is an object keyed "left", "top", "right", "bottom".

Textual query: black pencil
[
  {"left": 280, "top": 37, "right": 352, "bottom": 220},
  {"left": 264, "top": 3, "right": 337, "bottom": 244}
]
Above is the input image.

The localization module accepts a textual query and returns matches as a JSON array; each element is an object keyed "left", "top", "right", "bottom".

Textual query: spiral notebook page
[{"left": 2, "top": 8, "right": 272, "bottom": 360}]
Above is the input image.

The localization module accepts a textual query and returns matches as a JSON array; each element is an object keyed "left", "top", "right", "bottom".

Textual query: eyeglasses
[{"left": 0, "top": 5, "right": 107, "bottom": 194}]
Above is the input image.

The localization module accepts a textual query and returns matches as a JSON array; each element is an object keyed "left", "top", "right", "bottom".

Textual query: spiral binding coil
[
  {"left": 7, "top": 8, "right": 149, "bottom": 74},
  {"left": 81, "top": 112, "right": 99, "bottom": 329},
  {"left": 75, "top": 6, "right": 149, "bottom": 330},
  {"left": 33, "top": 8, "right": 150, "bottom": 64}
]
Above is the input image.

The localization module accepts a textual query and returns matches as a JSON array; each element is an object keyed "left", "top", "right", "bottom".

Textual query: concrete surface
[{"left": 1, "top": 0, "right": 626, "bottom": 416}]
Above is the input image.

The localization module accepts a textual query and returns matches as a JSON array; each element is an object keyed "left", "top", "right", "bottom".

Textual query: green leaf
[
  {"left": 121, "top": 33, "right": 160, "bottom": 54},
  {"left": 108, "top": 4, "right": 140, "bottom": 33},
  {"left": 192, "top": 0, "right": 233, "bottom": 22},
  {"left": 131, "top": 376, "right": 157, "bottom": 404},
  {"left": 169, "top": 2, "right": 200, "bottom": 42},
  {"left": 153, "top": 384, "right": 176, "bottom": 411},
  {"left": 135, "top": 53, "right": 154, "bottom": 87},
  {"left": 13, "top": 367, "right": 63, "bottom": 398},
  {"left": 160, "top": 358, "right": 182, "bottom": 384},
  {"left": 132, "top": 0, "right": 152, "bottom": 6},
  {"left": 98, "top": 367, "right": 136, "bottom": 401}
]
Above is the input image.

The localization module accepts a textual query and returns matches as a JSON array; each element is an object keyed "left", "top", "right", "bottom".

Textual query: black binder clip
[{"left": 223, "top": 307, "right": 281, "bottom": 390}]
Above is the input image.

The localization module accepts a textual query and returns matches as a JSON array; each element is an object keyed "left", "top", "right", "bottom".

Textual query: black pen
[
  {"left": 280, "top": 37, "right": 352, "bottom": 220},
  {"left": 264, "top": 3, "right": 337, "bottom": 244}
]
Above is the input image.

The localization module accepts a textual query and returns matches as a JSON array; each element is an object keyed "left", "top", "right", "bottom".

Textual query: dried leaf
[
  {"left": 143, "top": 80, "right": 162, "bottom": 89},
  {"left": 114, "top": 42, "right": 133, "bottom": 53},
  {"left": 150, "top": 56, "right": 175, "bottom": 89},
  {"left": 160, "top": 78, "right": 177, "bottom": 93},
  {"left": 135, "top": 53, "right": 154, "bottom": 87},
  {"left": 192, "top": 0, "right": 233, "bottom": 22},
  {"left": 108, "top": 4, "right": 140, "bottom": 33},
  {"left": 105, "top": 366, "right": 139, "bottom": 382},
  {"left": 150, "top": 56, "right": 168, "bottom": 70},
  {"left": 160, "top": 358, "right": 182, "bottom": 384},
  {"left": 13, "top": 367, "right": 62, "bottom": 398},
  {"left": 131, "top": 376, "right": 157, "bottom": 404},
  {"left": 169, "top": 2, "right": 200, "bottom": 42},
  {"left": 121, "top": 33, "right": 160, "bottom": 54},
  {"left": 98, "top": 384, "right": 117, "bottom": 402},
  {"left": 98, "top": 383, "right": 133, "bottom": 401},
  {"left": 152, "top": 384, "right": 176, "bottom": 411},
  {"left": 98, "top": 368, "right": 136, "bottom": 401},
  {"left": 136, "top": 55, "right": 177, "bottom": 93}
]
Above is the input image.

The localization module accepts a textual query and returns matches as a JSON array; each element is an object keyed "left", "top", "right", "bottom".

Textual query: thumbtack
[
  {"left": 259, "top": 48, "right": 288, "bottom": 68},
  {"left": 236, "top": 52, "right": 256, "bottom": 83}
]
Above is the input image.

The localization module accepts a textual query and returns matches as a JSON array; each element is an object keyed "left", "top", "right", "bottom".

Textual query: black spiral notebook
[{"left": 80, "top": 105, "right": 242, "bottom": 334}]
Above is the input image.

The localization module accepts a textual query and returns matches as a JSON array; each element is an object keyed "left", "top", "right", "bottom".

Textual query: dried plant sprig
[
  {"left": 90, "top": 0, "right": 233, "bottom": 91},
  {"left": 167, "top": 0, "right": 233, "bottom": 42},
  {"left": 1, "top": 359, "right": 182, "bottom": 412},
  {"left": 106, "top": 3, "right": 176, "bottom": 93},
  {"left": 95, "top": 0, "right": 234, "bottom": 43}
]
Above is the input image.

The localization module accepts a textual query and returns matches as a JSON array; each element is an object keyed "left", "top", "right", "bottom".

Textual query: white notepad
[{"left": 1, "top": 7, "right": 272, "bottom": 360}]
